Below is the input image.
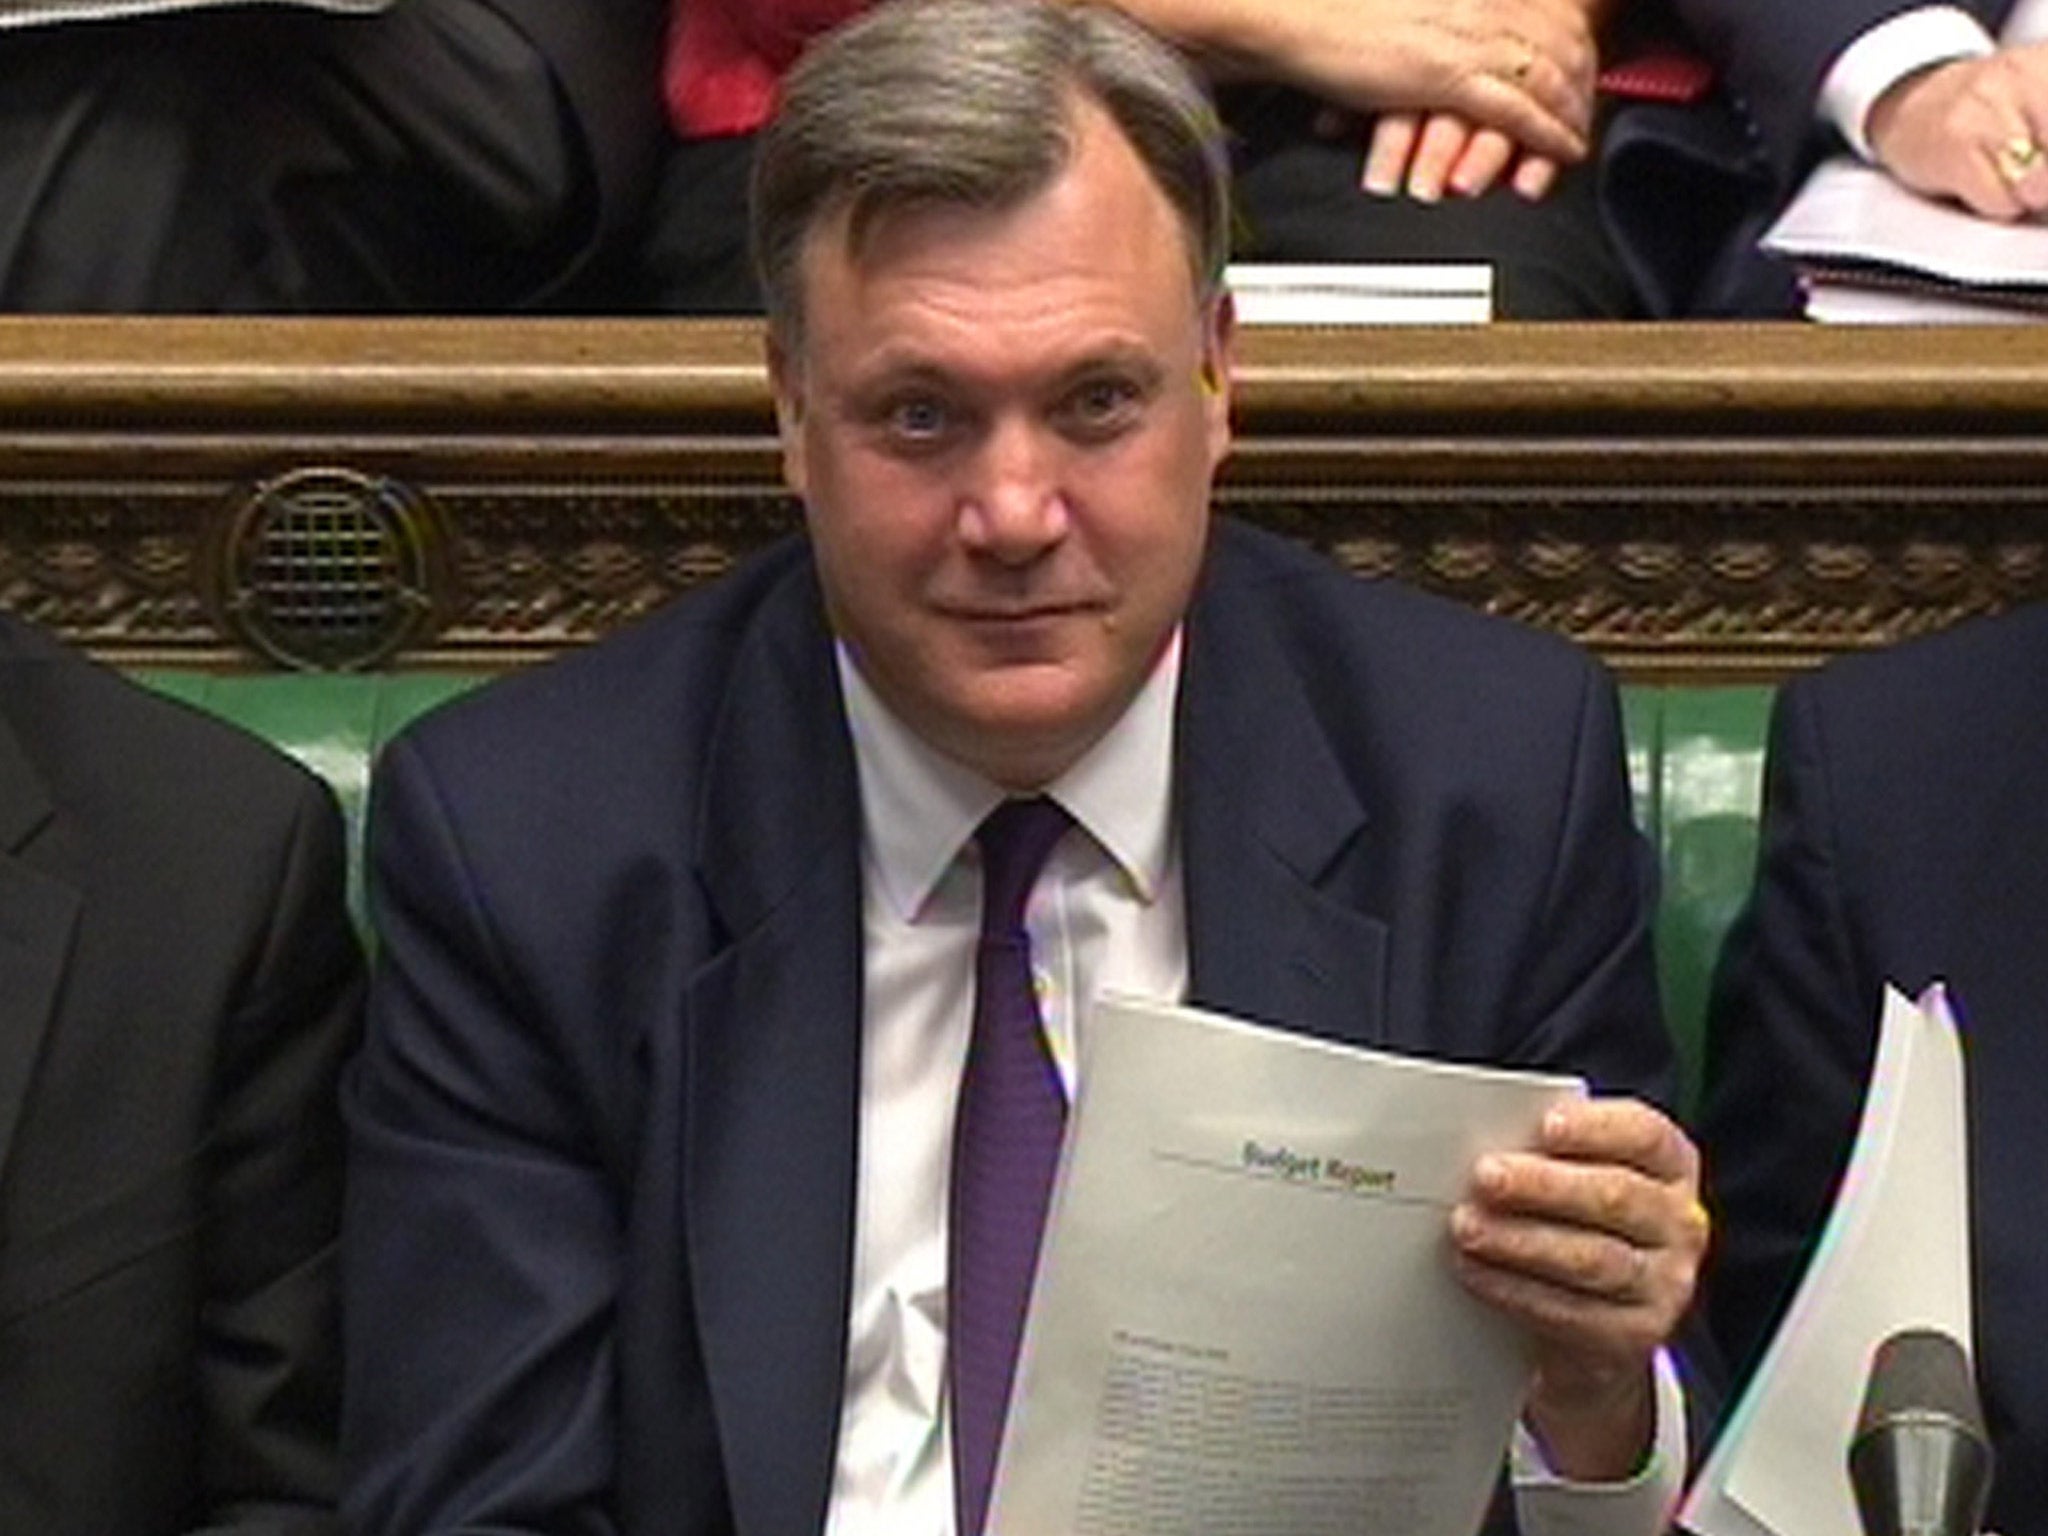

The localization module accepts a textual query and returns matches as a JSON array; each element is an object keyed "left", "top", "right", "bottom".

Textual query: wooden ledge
[
  {"left": 0, "top": 318, "right": 2041, "bottom": 680},
  {"left": 0, "top": 316, "right": 2045, "bottom": 431}
]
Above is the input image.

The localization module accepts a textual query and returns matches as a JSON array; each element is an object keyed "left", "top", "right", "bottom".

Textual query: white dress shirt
[
  {"left": 1818, "top": 0, "right": 2048, "bottom": 157},
  {"left": 1821, "top": 6, "right": 1997, "bottom": 156},
  {"left": 824, "top": 631, "right": 1683, "bottom": 1536}
]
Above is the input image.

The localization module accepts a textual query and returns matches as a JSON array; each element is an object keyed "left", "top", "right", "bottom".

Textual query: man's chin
[{"left": 931, "top": 673, "right": 1117, "bottom": 786}]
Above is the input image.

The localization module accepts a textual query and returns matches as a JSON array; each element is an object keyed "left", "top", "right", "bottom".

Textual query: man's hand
[
  {"left": 1868, "top": 44, "right": 2048, "bottom": 220},
  {"left": 1449, "top": 1096, "right": 1708, "bottom": 1482},
  {"left": 1360, "top": 110, "right": 1562, "bottom": 200}
]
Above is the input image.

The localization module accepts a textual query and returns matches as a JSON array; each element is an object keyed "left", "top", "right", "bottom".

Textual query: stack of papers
[
  {"left": 1679, "top": 983, "right": 1975, "bottom": 1536},
  {"left": 1225, "top": 263, "right": 1493, "bottom": 325},
  {"left": 1763, "top": 158, "right": 2048, "bottom": 323}
]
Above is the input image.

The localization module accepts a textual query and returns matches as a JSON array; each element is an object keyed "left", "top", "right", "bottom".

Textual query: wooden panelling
[{"left": 1, "top": 318, "right": 2043, "bottom": 680}]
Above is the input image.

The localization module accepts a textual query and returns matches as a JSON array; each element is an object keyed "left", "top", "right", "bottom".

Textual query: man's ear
[
  {"left": 1200, "top": 290, "right": 1236, "bottom": 472},
  {"left": 766, "top": 329, "right": 808, "bottom": 498}
]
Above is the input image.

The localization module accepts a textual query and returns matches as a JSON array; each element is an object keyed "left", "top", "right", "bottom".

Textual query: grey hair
[{"left": 751, "top": 0, "right": 1230, "bottom": 351}]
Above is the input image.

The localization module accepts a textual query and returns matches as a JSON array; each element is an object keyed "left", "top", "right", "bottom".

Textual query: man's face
[{"left": 770, "top": 98, "right": 1234, "bottom": 790}]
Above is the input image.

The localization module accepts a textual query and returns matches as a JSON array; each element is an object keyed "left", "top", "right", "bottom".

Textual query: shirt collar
[{"left": 838, "top": 630, "right": 1182, "bottom": 923}]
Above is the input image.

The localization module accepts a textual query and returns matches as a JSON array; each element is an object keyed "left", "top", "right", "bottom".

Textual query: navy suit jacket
[
  {"left": 343, "top": 519, "right": 1677, "bottom": 1535},
  {"left": 1703, "top": 602, "right": 2048, "bottom": 1533}
]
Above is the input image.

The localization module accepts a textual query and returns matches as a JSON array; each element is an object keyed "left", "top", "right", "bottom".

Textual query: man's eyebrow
[
  {"left": 841, "top": 340, "right": 1169, "bottom": 398},
  {"left": 839, "top": 355, "right": 964, "bottom": 394},
  {"left": 1054, "top": 347, "right": 1165, "bottom": 384}
]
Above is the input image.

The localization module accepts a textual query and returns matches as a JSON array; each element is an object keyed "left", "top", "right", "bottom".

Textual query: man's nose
[{"left": 957, "top": 417, "right": 1069, "bottom": 561}]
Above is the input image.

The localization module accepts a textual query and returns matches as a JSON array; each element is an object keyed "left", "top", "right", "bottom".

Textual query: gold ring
[
  {"left": 1996, "top": 134, "right": 2042, "bottom": 182},
  {"left": 1509, "top": 39, "right": 1535, "bottom": 83},
  {"left": 1684, "top": 1198, "right": 1712, "bottom": 1243}
]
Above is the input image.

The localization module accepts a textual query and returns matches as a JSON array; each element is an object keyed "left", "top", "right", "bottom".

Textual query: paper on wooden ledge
[
  {"left": 1225, "top": 262, "right": 1493, "bottom": 325},
  {"left": 1763, "top": 157, "right": 2048, "bottom": 290},
  {"left": 989, "top": 992, "right": 1581, "bottom": 1536},
  {"left": 1679, "top": 982, "right": 1973, "bottom": 1536}
]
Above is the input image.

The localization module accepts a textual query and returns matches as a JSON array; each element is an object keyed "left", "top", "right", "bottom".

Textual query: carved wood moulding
[{"left": 0, "top": 318, "right": 2044, "bottom": 682}]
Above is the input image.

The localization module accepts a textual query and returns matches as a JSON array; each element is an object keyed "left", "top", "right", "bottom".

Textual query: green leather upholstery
[
  {"left": 134, "top": 670, "right": 1775, "bottom": 1117},
  {"left": 1624, "top": 687, "right": 1771, "bottom": 1115},
  {"left": 134, "top": 670, "right": 485, "bottom": 925}
]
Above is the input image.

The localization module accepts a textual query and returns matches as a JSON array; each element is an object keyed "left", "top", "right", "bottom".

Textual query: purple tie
[{"left": 950, "top": 795, "right": 1073, "bottom": 1536}]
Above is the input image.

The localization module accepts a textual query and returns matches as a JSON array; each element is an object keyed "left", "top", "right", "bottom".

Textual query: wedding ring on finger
[
  {"left": 1683, "top": 1197, "right": 1711, "bottom": 1244},
  {"left": 1996, "top": 134, "right": 2043, "bottom": 183}
]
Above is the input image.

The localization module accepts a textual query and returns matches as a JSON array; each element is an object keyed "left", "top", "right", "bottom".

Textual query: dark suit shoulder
[
  {"left": 1768, "top": 603, "right": 2048, "bottom": 843},
  {"left": 375, "top": 536, "right": 832, "bottom": 914},
  {"left": 394, "top": 535, "right": 815, "bottom": 772},
  {"left": 0, "top": 617, "right": 357, "bottom": 1047},
  {"left": 1204, "top": 519, "right": 1610, "bottom": 728},
  {"left": 0, "top": 612, "right": 339, "bottom": 842},
  {"left": 1784, "top": 600, "right": 2048, "bottom": 735}
]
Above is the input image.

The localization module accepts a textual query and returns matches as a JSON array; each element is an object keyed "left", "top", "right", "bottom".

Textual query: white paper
[
  {"left": 1226, "top": 262, "right": 1494, "bottom": 325},
  {"left": 1679, "top": 982, "right": 1974, "bottom": 1536},
  {"left": 1800, "top": 280, "right": 2048, "bottom": 325},
  {"left": 0, "top": 0, "right": 391, "bottom": 23},
  {"left": 1763, "top": 157, "right": 2048, "bottom": 289},
  {"left": 989, "top": 993, "right": 1581, "bottom": 1536}
]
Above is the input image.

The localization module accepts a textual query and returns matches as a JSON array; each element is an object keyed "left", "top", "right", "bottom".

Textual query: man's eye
[
  {"left": 1059, "top": 377, "right": 1144, "bottom": 437},
  {"left": 886, "top": 396, "right": 954, "bottom": 442}
]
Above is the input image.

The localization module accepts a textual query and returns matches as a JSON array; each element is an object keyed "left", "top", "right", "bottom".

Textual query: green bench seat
[{"left": 138, "top": 669, "right": 1773, "bottom": 1116}]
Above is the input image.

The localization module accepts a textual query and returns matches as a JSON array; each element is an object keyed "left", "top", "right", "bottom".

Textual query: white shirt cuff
[
  {"left": 1508, "top": 1348, "right": 1687, "bottom": 1536},
  {"left": 2005, "top": 0, "right": 2048, "bottom": 47},
  {"left": 1818, "top": 7, "right": 1997, "bottom": 158}
]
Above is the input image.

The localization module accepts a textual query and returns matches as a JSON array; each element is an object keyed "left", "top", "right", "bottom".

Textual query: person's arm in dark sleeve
[
  {"left": 192, "top": 777, "right": 364, "bottom": 1536},
  {"left": 1698, "top": 676, "right": 1881, "bottom": 1396},
  {"left": 340, "top": 733, "right": 624, "bottom": 1536}
]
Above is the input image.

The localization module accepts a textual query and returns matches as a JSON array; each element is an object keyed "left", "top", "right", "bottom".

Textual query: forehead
[{"left": 791, "top": 102, "right": 1203, "bottom": 378}]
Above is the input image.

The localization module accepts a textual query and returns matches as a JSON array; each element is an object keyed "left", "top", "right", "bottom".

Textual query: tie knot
[{"left": 974, "top": 796, "right": 1071, "bottom": 937}]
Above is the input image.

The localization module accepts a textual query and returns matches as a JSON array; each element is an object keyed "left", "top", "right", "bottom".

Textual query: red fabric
[
  {"left": 1596, "top": 48, "right": 1717, "bottom": 105},
  {"left": 665, "top": 0, "right": 868, "bottom": 137}
]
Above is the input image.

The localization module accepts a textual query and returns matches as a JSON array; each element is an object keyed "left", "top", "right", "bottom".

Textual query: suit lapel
[
  {"left": 680, "top": 565, "right": 865, "bottom": 1536},
  {"left": 1179, "top": 538, "right": 1390, "bottom": 1049},
  {"left": 0, "top": 712, "right": 79, "bottom": 1183}
]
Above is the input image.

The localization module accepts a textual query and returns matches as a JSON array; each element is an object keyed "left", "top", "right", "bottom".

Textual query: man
[
  {"left": 0, "top": 613, "right": 362, "bottom": 1530},
  {"left": 343, "top": 3, "right": 1709, "bottom": 1531},
  {"left": 1677, "top": 0, "right": 2048, "bottom": 222},
  {"left": 0, "top": 0, "right": 662, "bottom": 310},
  {"left": 1702, "top": 602, "right": 2048, "bottom": 1533}
]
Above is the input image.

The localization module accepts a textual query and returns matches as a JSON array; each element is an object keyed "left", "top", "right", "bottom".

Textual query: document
[
  {"left": 1679, "top": 983, "right": 1974, "bottom": 1536},
  {"left": 989, "top": 994, "right": 1581, "bottom": 1536},
  {"left": 1226, "top": 262, "right": 1494, "bottom": 325},
  {"left": 1762, "top": 158, "right": 2048, "bottom": 323}
]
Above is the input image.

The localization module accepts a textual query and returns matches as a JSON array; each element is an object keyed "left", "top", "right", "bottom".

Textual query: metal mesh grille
[{"left": 220, "top": 470, "right": 437, "bottom": 669}]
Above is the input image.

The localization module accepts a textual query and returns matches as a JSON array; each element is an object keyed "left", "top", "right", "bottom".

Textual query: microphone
[{"left": 1848, "top": 1328, "right": 1994, "bottom": 1536}]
